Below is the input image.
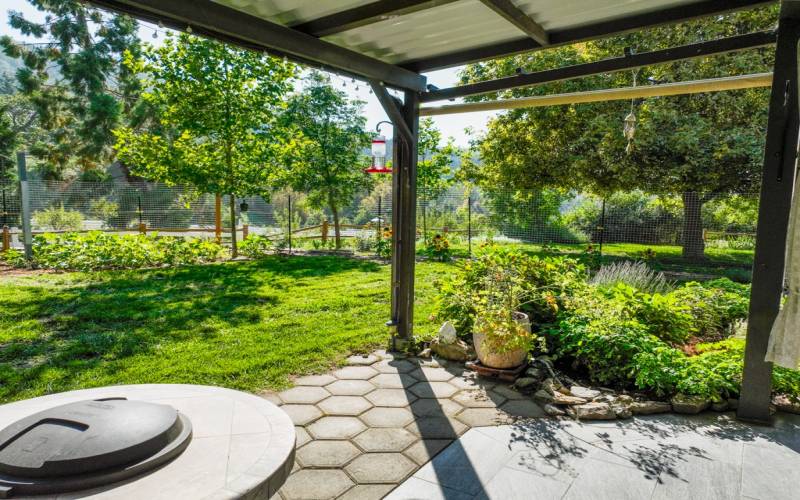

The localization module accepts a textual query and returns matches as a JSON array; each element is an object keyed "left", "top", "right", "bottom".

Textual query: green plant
[
  {"left": 89, "top": 198, "right": 120, "bottom": 229},
  {"left": 591, "top": 260, "right": 671, "bottom": 293},
  {"left": 7, "top": 232, "right": 226, "bottom": 271},
  {"left": 32, "top": 205, "right": 84, "bottom": 231},
  {"left": 422, "top": 233, "right": 452, "bottom": 262},
  {"left": 240, "top": 235, "right": 273, "bottom": 258}
]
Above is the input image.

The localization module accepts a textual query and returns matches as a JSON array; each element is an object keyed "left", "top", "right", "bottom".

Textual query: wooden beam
[
  {"left": 292, "top": 0, "right": 458, "bottom": 37},
  {"left": 369, "top": 80, "right": 414, "bottom": 143},
  {"left": 85, "top": 0, "right": 427, "bottom": 92},
  {"left": 479, "top": 0, "right": 549, "bottom": 45},
  {"left": 421, "top": 31, "right": 776, "bottom": 102},
  {"left": 420, "top": 73, "right": 773, "bottom": 116},
  {"left": 401, "top": 0, "right": 776, "bottom": 71}
]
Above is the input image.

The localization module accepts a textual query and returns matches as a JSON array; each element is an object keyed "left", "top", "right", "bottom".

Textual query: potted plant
[{"left": 471, "top": 266, "right": 536, "bottom": 369}]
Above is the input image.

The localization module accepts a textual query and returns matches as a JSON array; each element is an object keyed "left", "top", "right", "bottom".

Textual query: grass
[{"left": 0, "top": 256, "right": 453, "bottom": 403}]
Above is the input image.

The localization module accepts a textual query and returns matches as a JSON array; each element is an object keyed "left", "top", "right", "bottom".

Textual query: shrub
[
  {"left": 422, "top": 234, "right": 452, "bottom": 262},
  {"left": 89, "top": 198, "right": 120, "bottom": 229},
  {"left": 591, "top": 260, "right": 671, "bottom": 293},
  {"left": 32, "top": 205, "right": 84, "bottom": 231},
  {"left": 239, "top": 235, "right": 273, "bottom": 258},
  {"left": 669, "top": 279, "right": 750, "bottom": 336},
  {"left": 8, "top": 232, "right": 226, "bottom": 270}
]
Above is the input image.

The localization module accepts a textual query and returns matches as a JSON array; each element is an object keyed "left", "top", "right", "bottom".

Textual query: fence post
[
  {"left": 214, "top": 194, "right": 222, "bottom": 244},
  {"left": 287, "top": 194, "right": 292, "bottom": 255},
  {"left": 17, "top": 152, "right": 32, "bottom": 261},
  {"left": 598, "top": 198, "right": 606, "bottom": 257},
  {"left": 242, "top": 224, "right": 249, "bottom": 240},
  {"left": 377, "top": 196, "right": 383, "bottom": 239},
  {"left": 139, "top": 222, "right": 147, "bottom": 235},
  {"left": 1, "top": 189, "right": 8, "bottom": 252},
  {"left": 468, "top": 192, "right": 472, "bottom": 257},
  {"left": 321, "top": 219, "right": 329, "bottom": 244}
]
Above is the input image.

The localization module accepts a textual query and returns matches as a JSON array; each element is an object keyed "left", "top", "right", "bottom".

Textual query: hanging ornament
[
  {"left": 186, "top": 25, "right": 193, "bottom": 33},
  {"left": 623, "top": 69, "right": 639, "bottom": 155},
  {"left": 152, "top": 30, "right": 158, "bottom": 39},
  {"left": 158, "top": 20, "right": 164, "bottom": 29}
]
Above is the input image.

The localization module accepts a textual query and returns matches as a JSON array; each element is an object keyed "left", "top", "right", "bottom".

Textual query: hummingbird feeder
[{"left": 365, "top": 134, "right": 391, "bottom": 174}]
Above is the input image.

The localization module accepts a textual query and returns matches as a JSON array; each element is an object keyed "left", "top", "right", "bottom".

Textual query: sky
[{"left": 0, "top": 0, "right": 497, "bottom": 147}]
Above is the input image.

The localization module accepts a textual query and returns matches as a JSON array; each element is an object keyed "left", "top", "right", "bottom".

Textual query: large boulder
[
  {"left": 630, "top": 401, "right": 672, "bottom": 415},
  {"left": 569, "top": 386, "right": 601, "bottom": 400},
  {"left": 671, "top": 394, "right": 711, "bottom": 414},
  {"left": 567, "top": 402, "right": 617, "bottom": 420}
]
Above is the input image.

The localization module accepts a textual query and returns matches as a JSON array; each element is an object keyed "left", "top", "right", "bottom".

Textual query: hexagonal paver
[
  {"left": 259, "top": 391, "right": 282, "bottom": 405},
  {"left": 366, "top": 389, "right": 416, "bottom": 407},
  {"left": 279, "top": 469, "right": 354, "bottom": 499},
  {"left": 318, "top": 396, "right": 372, "bottom": 416},
  {"left": 406, "top": 416, "right": 468, "bottom": 439},
  {"left": 491, "top": 384, "right": 527, "bottom": 400},
  {"left": 307, "top": 416, "right": 367, "bottom": 439},
  {"left": 347, "top": 354, "right": 379, "bottom": 365},
  {"left": 278, "top": 386, "right": 330, "bottom": 404},
  {"left": 281, "top": 404, "right": 324, "bottom": 425},
  {"left": 359, "top": 407, "right": 415, "bottom": 428},
  {"left": 353, "top": 427, "right": 418, "bottom": 452},
  {"left": 345, "top": 453, "right": 416, "bottom": 483},
  {"left": 452, "top": 388, "right": 505, "bottom": 408},
  {"left": 500, "top": 399, "right": 547, "bottom": 418},
  {"left": 449, "top": 374, "right": 496, "bottom": 390},
  {"left": 332, "top": 366, "right": 379, "bottom": 380},
  {"left": 296, "top": 440, "right": 361, "bottom": 467},
  {"left": 403, "top": 439, "right": 453, "bottom": 465},
  {"left": 409, "top": 398, "right": 464, "bottom": 417},
  {"left": 325, "top": 379, "right": 375, "bottom": 396},
  {"left": 338, "top": 484, "right": 396, "bottom": 500},
  {"left": 295, "top": 426, "right": 312, "bottom": 447},
  {"left": 409, "top": 366, "right": 455, "bottom": 382},
  {"left": 294, "top": 374, "right": 336, "bottom": 386},
  {"left": 407, "top": 381, "right": 459, "bottom": 399},
  {"left": 373, "top": 359, "right": 417, "bottom": 373},
  {"left": 369, "top": 373, "right": 417, "bottom": 389},
  {"left": 456, "top": 407, "right": 514, "bottom": 427}
]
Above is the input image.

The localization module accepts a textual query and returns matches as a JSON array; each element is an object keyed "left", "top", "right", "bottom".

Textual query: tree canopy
[
  {"left": 114, "top": 33, "right": 297, "bottom": 255},
  {"left": 459, "top": 5, "right": 777, "bottom": 260}
]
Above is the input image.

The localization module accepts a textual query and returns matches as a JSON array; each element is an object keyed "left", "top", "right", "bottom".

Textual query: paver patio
[{"left": 267, "top": 351, "right": 800, "bottom": 499}]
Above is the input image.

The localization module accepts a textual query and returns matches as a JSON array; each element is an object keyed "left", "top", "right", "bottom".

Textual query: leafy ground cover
[{"left": 0, "top": 256, "right": 449, "bottom": 403}]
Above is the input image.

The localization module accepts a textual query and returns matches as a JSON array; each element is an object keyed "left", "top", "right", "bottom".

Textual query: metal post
[
  {"left": 214, "top": 194, "right": 222, "bottom": 243},
  {"left": 2, "top": 189, "right": 8, "bottom": 252},
  {"left": 390, "top": 90, "right": 420, "bottom": 348},
  {"left": 17, "top": 152, "right": 32, "bottom": 261},
  {"left": 422, "top": 195, "right": 427, "bottom": 244},
  {"left": 738, "top": 0, "right": 800, "bottom": 424},
  {"left": 598, "top": 198, "right": 606, "bottom": 257},
  {"left": 377, "top": 196, "right": 382, "bottom": 240},
  {"left": 138, "top": 195, "right": 146, "bottom": 234},
  {"left": 468, "top": 192, "right": 472, "bottom": 257},
  {"left": 287, "top": 194, "right": 292, "bottom": 255}
]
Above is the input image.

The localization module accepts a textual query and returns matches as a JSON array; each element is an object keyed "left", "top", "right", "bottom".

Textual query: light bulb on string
[{"left": 186, "top": 25, "right": 193, "bottom": 33}]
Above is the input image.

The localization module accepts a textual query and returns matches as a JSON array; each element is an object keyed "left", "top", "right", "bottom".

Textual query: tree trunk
[
  {"left": 229, "top": 194, "right": 238, "bottom": 258},
  {"left": 329, "top": 193, "right": 342, "bottom": 249},
  {"left": 681, "top": 191, "right": 705, "bottom": 262}
]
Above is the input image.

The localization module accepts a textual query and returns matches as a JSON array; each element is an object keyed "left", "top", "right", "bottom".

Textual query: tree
[
  {"left": 280, "top": 71, "right": 371, "bottom": 249},
  {"left": 417, "top": 118, "right": 457, "bottom": 198},
  {"left": 1, "top": 0, "right": 143, "bottom": 178},
  {"left": 114, "top": 33, "right": 296, "bottom": 257},
  {"left": 460, "top": 5, "right": 776, "bottom": 261}
]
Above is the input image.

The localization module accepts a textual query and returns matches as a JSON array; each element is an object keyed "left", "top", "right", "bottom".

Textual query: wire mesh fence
[{"left": 0, "top": 179, "right": 757, "bottom": 267}]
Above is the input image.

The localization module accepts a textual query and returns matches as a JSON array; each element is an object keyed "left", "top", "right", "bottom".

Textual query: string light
[{"left": 186, "top": 25, "right": 193, "bottom": 33}]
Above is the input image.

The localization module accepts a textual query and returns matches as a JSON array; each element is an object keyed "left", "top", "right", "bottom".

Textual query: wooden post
[
  {"left": 215, "top": 194, "right": 222, "bottom": 244},
  {"left": 738, "top": 0, "right": 800, "bottom": 424},
  {"left": 242, "top": 224, "right": 249, "bottom": 240},
  {"left": 321, "top": 219, "right": 329, "bottom": 244},
  {"left": 138, "top": 222, "right": 147, "bottom": 235},
  {"left": 2, "top": 226, "right": 9, "bottom": 252}
]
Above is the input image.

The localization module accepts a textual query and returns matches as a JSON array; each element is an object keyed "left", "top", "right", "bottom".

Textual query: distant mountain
[{"left": 0, "top": 50, "right": 23, "bottom": 80}]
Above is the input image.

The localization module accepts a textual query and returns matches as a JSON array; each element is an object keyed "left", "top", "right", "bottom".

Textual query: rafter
[{"left": 479, "top": 0, "right": 549, "bottom": 45}]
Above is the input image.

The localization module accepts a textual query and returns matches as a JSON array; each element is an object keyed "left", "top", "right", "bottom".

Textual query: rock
[
  {"left": 524, "top": 367, "right": 544, "bottom": 380},
  {"left": 567, "top": 402, "right": 616, "bottom": 420},
  {"left": 543, "top": 403, "right": 565, "bottom": 417},
  {"left": 612, "top": 404, "right": 632, "bottom": 419},
  {"left": 592, "top": 394, "right": 615, "bottom": 404},
  {"left": 513, "top": 377, "right": 538, "bottom": 391},
  {"left": 727, "top": 398, "right": 739, "bottom": 410},
  {"left": 438, "top": 321, "right": 458, "bottom": 344},
  {"left": 418, "top": 348, "right": 432, "bottom": 359},
  {"left": 671, "top": 394, "right": 711, "bottom": 414},
  {"left": 773, "top": 395, "right": 800, "bottom": 415},
  {"left": 541, "top": 378, "right": 561, "bottom": 395},
  {"left": 711, "top": 400, "right": 729, "bottom": 412},
  {"left": 630, "top": 401, "right": 671, "bottom": 415},
  {"left": 615, "top": 394, "right": 634, "bottom": 405},
  {"left": 429, "top": 338, "right": 474, "bottom": 362},
  {"left": 569, "top": 386, "right": 601, "bottom": 400},
  {"left": 551, "top": 392, "right": 588, "bottom": 405},
  {"left": 533, "top": 389, "right": 553, "bottom": 404}
]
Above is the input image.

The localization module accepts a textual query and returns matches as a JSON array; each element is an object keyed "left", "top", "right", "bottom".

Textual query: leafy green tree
[
  {"left": 114, "top": 33, "right": 296, "bottom": 257},
  {"left": 0, "top": 101, "right": 16, "bottom": 182},
  {"left": 461, "top": 6, "right": 776, "bottom": 261},
  {"left": 418, "top": 118, "right": 457, "bottom": 198},
  {"left": 1, "top": 0, "right": 143, "bottom": 178},
  {"left": 280, "top": 71, "right": 371, "bottom": 249}
]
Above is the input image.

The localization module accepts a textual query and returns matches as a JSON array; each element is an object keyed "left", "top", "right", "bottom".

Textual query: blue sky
[{"left": 1, "top": 0, "right": 496, "bottom": 147}]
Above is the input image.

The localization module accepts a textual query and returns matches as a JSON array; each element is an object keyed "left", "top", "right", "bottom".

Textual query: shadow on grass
[{"left": 0, "top": 255, "right": 383, "bottom": 401}]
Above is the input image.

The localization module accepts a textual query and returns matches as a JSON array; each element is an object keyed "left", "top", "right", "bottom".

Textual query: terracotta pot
[{"left": 472, "top": 311, "right": 530, "bottom": 369}]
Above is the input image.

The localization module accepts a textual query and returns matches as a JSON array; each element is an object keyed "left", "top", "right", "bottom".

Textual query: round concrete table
[{"left": 0, "top": 384, "right": 295, "bottom": 499}]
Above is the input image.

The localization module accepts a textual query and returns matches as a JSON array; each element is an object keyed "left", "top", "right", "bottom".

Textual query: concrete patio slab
[
  {"left": 345, "top": 453, "right": 417, "bottom": 484},
  {"left": 326, "top": 379, "right": 376, "bottom": 396},
  {"left": 318, "top": 396, "right": 372, "bottom": 416},
  {"left": 353, "top": 427, "right": 418, "bottom": 452}
]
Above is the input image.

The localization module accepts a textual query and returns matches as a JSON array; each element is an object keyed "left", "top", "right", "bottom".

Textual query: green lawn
[{"left": 0, "top": 256, "right": 453, "bottom": 403}]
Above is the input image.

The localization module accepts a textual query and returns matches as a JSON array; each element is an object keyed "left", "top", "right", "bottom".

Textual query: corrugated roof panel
[
  {"left": 324, "top": 0, "right": 523, "bottom": 64},
  {"left": 216, "top": 0, "right": 373, "bottom": 26},
  {"left": 514, "top": 0, "right": 700, "bottom": 31}
]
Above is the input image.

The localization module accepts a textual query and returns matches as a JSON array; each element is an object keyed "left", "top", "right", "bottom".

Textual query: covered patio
[{"left": 75, "top": 0, "right": 800, "bottom": 497}]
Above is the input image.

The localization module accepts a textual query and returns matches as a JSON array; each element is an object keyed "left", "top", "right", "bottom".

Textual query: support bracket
[{"left": 369, "top": 80, "right": 414, "bottom": 143}]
